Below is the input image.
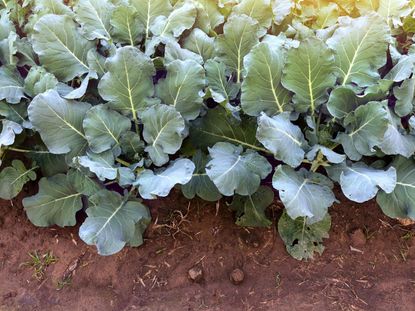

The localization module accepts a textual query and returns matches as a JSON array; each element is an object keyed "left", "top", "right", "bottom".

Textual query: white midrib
[
  {"left": 266, "top": 61, "right": 283, "bottom": 113},
  {"left": 349, "top": 115, "right": 377, "bottom": 137},
  {"left": 46, "top": 104, "right": 86, "bottom": 139},
  {"left": 11, "top": 166, "right": 38, "bottom": 185},
  {"left": 341, "top": 24, "right": 373, "bottom": 86},
  {"left": 173, "top": 71, "right": 192, "bottom": 107},
  {"left": 122, "top": 55, "right": 137, "bottom": 123},
  {"left": 32, "top": 193, "right": 81, "bottom": 208},
  {"left": 287, "top": 179, "right": 307, "bottom": 208},
  {"left": 96, "top": 114, "right": 119, "bottom": 145},
  {"left": 396, "top": 181, "right": 415, "bottom": 189},
  {"left": 261, "top": 125, "right": 302, "bottom": 146},
  {"left": 146, "top": 1, "right": 151, "bottom": 39},
  {"left": 216, "top": 156, "right": 241, "bottom": 180},
  {"left": 42, "top": 22, "right": 89, "bottom": 70},
  {"left": 94, "top": 202, "right": 124, "bottom": 238}
]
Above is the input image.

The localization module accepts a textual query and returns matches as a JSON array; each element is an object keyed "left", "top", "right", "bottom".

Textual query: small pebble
[
  {"left": 230, "top": 268, "right": 244, "bottom": 285},
  {"left": 188, "top": 266, "right": 203, "bottom": 283}
]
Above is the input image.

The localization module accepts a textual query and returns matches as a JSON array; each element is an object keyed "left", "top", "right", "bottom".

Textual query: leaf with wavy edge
[
  {"left": 32, "top": 14, "right": 94, "bottom": 82},
  {"left": 326, "top": 15, "right": 390, "bottom": 87},
  {"left": 216, "top": 15, "right": 260, "bottom": 83},
  {"left": 206, "top": 142, "right": 272, "bottom": 196},
  {"left": 0, "top": 160, "right": 37, "bottom": 200},
  {"left": 23, "top": 174, "right": 83, "bottom": 227},
  {"left": 282, "top": 37, "right": 336, "bottom": 113},
  {"left": 79, "top": 189, "right": 150, "bottom": 255},
  {"left": 377, "top": 156, "right": 415, "bottom": 220}
]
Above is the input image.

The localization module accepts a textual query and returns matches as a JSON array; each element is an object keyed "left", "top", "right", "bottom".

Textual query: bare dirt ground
[{"left": 0, "top": 189, "right": 414, "bottom": 311}]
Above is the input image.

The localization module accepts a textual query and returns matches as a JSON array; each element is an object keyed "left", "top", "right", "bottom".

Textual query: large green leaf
[
  {"left": 79, "top": 189, "right": 150, "bottom": 255},
  {"left": 241, "top": 37, "right": 291, "bottom": 116},
  {"left": 83, "top": 104, "right": 131, "bottom": 154},
  {"left": 377, "top": 0, "right": 411, "bottom": 28},
  {"left": 76, "top": 150, "right": 118, "bottom": 181},
  {"left": 110, "top": 5, "right": 143, "bottom": 45},
  {"left": 23, "top": 174, "right": 83, "bottom": 227},
  {"left": 150, "top": 1, "right": 196, "bottom": 39},
  {"left": 394, "top": 78, "right": 415, "bottom": 117},
  {"left": 282, "top": 37, "right": 336, "bottom": 113},
  {"left": 32, "top": 14, "right": 94, "bottom": 82},
  {"left": 0, "top": 66, "right": 25, "bottom": 104},
  {"left": 156, "top": 59, "right": 205, "bottom": 121},
  {"left": 379, "top": 108, "right": 415, "bottom": 157},
  {"left": 205, "top": 60, "right": 239, "bottom": 107},
  {"left": 28, "top": 90, "right": 90, "bottom": 157},
  {"left": 278, "top": 211, "right": 331, "bottom": 260},
  {"left": 190, "top": 107, "right": 264, "bottom": 152},
  {"left": 326, "top": 15, "right": 390, "bottom": 87},
  {"left": 216, "top": 14, "right": 260, "bottom": 83},
  {"left": 327, "top": 86, "right": 360, "bottom": 119},
  {"left": 24, "top": 66, "right": 58, "bottom": 98},
  {"left": 335, "top": 102, "right": 389, "bottom": 161},
  {"left": 206, "top": 142, "right": 272, "bottom": 196},
  {"left": 183, "top": 29, "right": 215, "bottom": 62},
  {"left": 0, "top": 160, "right": 36, "bottom": 200},
  {"left": 273, "top": 165, "right": 336, "bottom": 224},
  {"left": 141, "top": 104, "right": 186, "bottom": 166},
  {"left": 377, "top": 156, "right": 415, "bottom": 220},
  {"left": 229, "top": 186, "right": 273, "bottom": 227},
  {"left": 231, "top": 0, "right": 272, "bottom": 31},
  {"left": 181, "top": 150, "right": 222, "bottom": 202},
  {"left": 98, "top": 47, "right": 155, "bottom": 122},
  {"left": 193, "top": 0, "right": 224, "bottom": 33},
  {"left": 256, "top": 112, "right": 306, "bottom": 168},
  {"left": 135, "top": 159, "right": 195, "bottom": 199},
  {"left": 131, "top": 0, "right": 172, "bottom": 40},
  {"left": 74, "top": 0, "right": 114, "bottom": 41},
  {"left": 327, "top": 162, "right": 396, "bottom": 203}
]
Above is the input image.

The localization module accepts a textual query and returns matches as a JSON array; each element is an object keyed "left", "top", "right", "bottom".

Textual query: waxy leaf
[
  {"left": 394, "top": 78, "right": 415, "bottom": 117},
  {"left": 24, "top": 66, "right": 58, "bottom": 98},
  {"left": 79, "top": 189, "right": 150, "bottom": 255},
  {"left": 98, "top": 47, "right": 155, "bottom": 121},
  {"left": 182, "top": 150, "right": 222, "bottom": 202},
  {"left": 273, "top": 165, "right": 336, "bottom": 224},
  {"left": 193, "top": 0, "right": 224, "bottom": 33},
  {"left": 327, "top": 87, "right": 359, "bottom": 119},
  {"left": 256, "top": 113, "right": 306, "bottom": 168},
  {"left": 110, "top": 5, "right": 143, "bottom": 45},
  {"left": 229, "top": 186, "right": 273, "bottom": 227},
  {"left": 0, "top": 160, "right": 36, "bottom": 200},
  {"left": 32, "top": 14, "right": 94, "bottom": 82},
  {"left": 131, "top": 0, "right": 172, "bottom": 40},
  {"left": 75, "top": 0, "right": 114, "bottom": 41},
  {"left": 205, "top": 60, "right": 239, "bottom": 106},
  {"left": 326, "top": 15, "right": 390, "bottom": 87},
  {"left": 135, "top": 159, "right": 195, "bottom": 199},
  {"left": 23, "top": 174, "right": 83, "bottom": 227},
  {"left": 156, "top": 59, "right": 205, "bottom": 121},
  {"left": 206, "top": 142, "right": 272, "bottom": 196},
  {"left": 83, "top": 104, "right": 131, "bottom": 154},
  {"left": 190, "top": 107, "right": 262, "bottom": 152},
  {"left": 336, "top": 102, "right": 389, "bottom": 161},
  {"left": 0, "top": 119, "right": 22, "bottom": 148},
  {"left": 28, "top": 90, "right": 90, "bottom": 158},
  {"left": 278, "top": 211, "right": 331, "bottom": 260},
  {"left": 76, "top": 150, "right": 118, "bottom": 181},
  {"left": 231, "top": 0, "right": 272, "bottom": 31},
  {"left": 0, "top": 66, "right": 25, "bottom": 104},
  {"left": 282, "top": 37, "right": 336, "bottom": 113},
  {"left": 183, "top": 29, "right": 215, "bottom": 62},
  {"left": 142, "top": 104, "right": 185, "bottom": 166},
  {"left": 377, "top": 157, "right": 415, "bottom": 220},
  {"left": 241, "top": 38, "right": 291, "bottom": 116},
  {"left": 328, "top": 162, "right": 396, "bottom": 203},
  {"left": 216, "top": 15, "right": 260, "bottom": 83}
]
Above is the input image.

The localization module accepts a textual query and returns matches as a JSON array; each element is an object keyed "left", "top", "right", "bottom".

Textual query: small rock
[
  {"left": 188, "top": 266, "right": 203, "bottom": 283},
  {"left": 230, "top": 268, "right": 244, "bottom": 285},
  {"left": 350, "top": 228, "right": 366, "bottom": 246}
]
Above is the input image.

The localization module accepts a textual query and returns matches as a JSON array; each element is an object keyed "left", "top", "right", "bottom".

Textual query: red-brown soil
[{"left": 1, "top": 189, "right": 414, "bottom": 311}]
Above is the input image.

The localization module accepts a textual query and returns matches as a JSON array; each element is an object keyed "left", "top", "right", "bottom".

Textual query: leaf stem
[
  {"left": 6, "top": 147, "right": 50, "bottom": 154},
  {"left": 116, "top": 158, "right": 131, "bottom": 167}
]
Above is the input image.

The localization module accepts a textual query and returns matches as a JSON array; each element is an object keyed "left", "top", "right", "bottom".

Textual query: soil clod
[
  {"left": 350, "top": 228, "right": 366, "bottom": 246},
  {"left": 230, "top": 268, "right": 244, "bottom": 285},
  {"left": 188, "top": 266, "right": 203, "bottom": 283}
]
